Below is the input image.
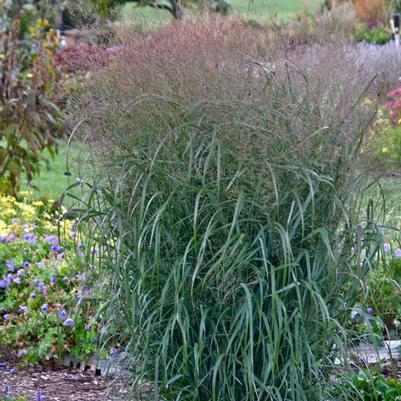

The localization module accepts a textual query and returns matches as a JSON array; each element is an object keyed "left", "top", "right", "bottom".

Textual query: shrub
[
  {"left": 0, "top": 192, "right": 100, "bottom": 363},
  {"left": 69, "top": 19, "right": 382, "bottom": 401},
  {"left": 0, "top": 10, "right": 63, "bottom": 194},
  {"left": 355, "top": 22, "right": 393, "bottom": 45}
]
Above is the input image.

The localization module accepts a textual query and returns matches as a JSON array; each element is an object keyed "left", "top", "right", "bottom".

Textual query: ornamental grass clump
[{"left": 69, "top": 18, "right": 382, "bottom": 401}]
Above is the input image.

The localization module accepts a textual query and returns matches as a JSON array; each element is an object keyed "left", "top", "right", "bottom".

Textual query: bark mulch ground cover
[{"left": 0, "top": 348, "right": 136, "bottom": 400}]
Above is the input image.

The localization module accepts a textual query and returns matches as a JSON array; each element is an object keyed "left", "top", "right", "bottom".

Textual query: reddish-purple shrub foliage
[{"left": 386, "top": 86, "right": 401, "bottom": 124}]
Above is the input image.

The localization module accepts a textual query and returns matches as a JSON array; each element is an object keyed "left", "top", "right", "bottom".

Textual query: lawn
[
  {"left": 22, "top": 140, "right": 89, "bottom": 201},
  {"left": 121, "top": 0, "right": 323, "bottom": 23}
]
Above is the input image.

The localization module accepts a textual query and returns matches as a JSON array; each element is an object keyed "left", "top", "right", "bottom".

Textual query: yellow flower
[
  {"left": 19, "top": 191, "right": 32, "bottom": 197},
  {"left": 32, "top": 201, "right": 44, "bottom": 207},
  {"left": 382, "top": 147, "right": 389, "bottom": 153}
]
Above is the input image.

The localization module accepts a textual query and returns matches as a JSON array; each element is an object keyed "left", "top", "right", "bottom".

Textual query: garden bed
[{"left": 0, "top": 349, "right": 135, "bottom": 401}]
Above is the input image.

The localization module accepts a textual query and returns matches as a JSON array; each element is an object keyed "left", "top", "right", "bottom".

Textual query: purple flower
[
  {"left": 395, "top": 248, "right": 401, "bottom": 258},
  {"left": 62, "top": 277, "right": 68, "bottom": 282},
  {"left": 64, "top": 318, "right": 74, "bottom": 326},
  {"left": 23, "top": 232, "right": 37, "bottom": 245},
  {"left": 75, "top": 274, "right": 86, "bottom": 281},
  {"left": 85, "top": 324, "right": 91, "bottom": 331},
  {"left": 44, "top": 235, "right": 58, "bottom": 244},
  {"left": 5, "top": 233, "right": 16, "bottom": 243},
  {"left": 17, "top": 269, "right": 25, "bottom": 277},
  {"left": 0, "top": 237, "right": 5, "bottom": 243},
  {"left": 367, "top": 307, "right": 374, "bottom": 315},
  {"left": 109, "top": 347, "right": 119, "bottom": 355},
  {"left": 50, "top": 277, "right": 57, "bottom": 284},
  {"left": 0, "top": 279, "right": 9, "bottom": 289},
  {"left": 18, "top": 306, "right": 28, "bottom": 314},
  {"left": 30, "top": 292, "right": 36, "bottom": 299},
  {"left": 13, "top": 277, "right": 21, "bottom": 285},
  {"left": 76, "top": 252, "right": 84, "bottom": 258},
  {"left": 51, "top": 245, "right": 62, "bottom": 253},
  {"left": 78, "top": 242, "right": 84, "bottom": 250},
  {"left": 3, "top": 384, "right": 10, "bottom": 392},
  {"left": 3, "top": 314, "right": 9, "bottom": 321},
  {"left": 36, "top": 262, "right": 45, "bottom": 270},
  {"left": 34, "top": 279, "right": 41, "bottom": 286},
  {"left": 71, "top": 231, "right": 77, "bottom": 238},
  {"left": 383, "top": 242, "right": 391, "bottom": 252},
  {"left": 23, "top": 262, "right": 30, "bottom": 269},
  {"left": 41, "top": 304, "right": 49, "bottom": 313},
  {"left": 18, "top": 349, "right": 26, "bottom": 358},
  {"left": 57, "top": 253, "right": 64, "bottom": 260},
  {"left": 6, "top": 260, "right": 15, "bottom": 272},
  {"left": 58, "top": 310, "right": 68, "bottom": 319},
  {"left": 36, "top": 388, "right": 43, "bottom": 401}
]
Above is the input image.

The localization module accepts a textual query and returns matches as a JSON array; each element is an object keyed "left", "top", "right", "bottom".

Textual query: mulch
[{"left": 0, "top": 349, "right": 136, "bottom": 401}]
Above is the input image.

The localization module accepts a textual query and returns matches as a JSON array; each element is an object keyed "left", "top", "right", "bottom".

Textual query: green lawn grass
[
  {"left": 21, "top": 140, "right": 88, "bottom": 201},
  {"left": 121, "top": 0, "right": 323, "bottom": 24}
]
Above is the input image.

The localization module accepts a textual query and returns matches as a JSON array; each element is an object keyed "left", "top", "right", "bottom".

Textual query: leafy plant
[
  {"left": 335, "top": 368, "right": 401, "bottom": 401},
  {"left": 68, "top": 19, "right": 383, "bottom": 401},
  {"left": 0, "top": 192, "right": 101, "bottom": 363},
  {"left": 355, "top": 22, "right": 393, "bottom": 44},
  {"left": 0, "top": 7, "right": 63, "bottom": 194}
]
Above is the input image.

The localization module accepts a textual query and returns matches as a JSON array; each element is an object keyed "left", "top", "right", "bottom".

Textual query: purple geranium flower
[
  {"left": 34, "top": 279, "right": 41, "bottom": 286},
  {"left": 30, "top": 292, "right": 36, "bottom": 299},
  {"left": 5, "top": 233, "right": 16, "bottom": 243},
  {"left": 18, "top": 306, "right": 28, "bottom": 314},
  {"left": 41, "top": 304, "right": 49, "bottom": 313},
  {"left": 58, "top": 310, "right": 68, "bottom": 319},
  {"left": 109, "top": 347, "right": 119, "bottom": 355},
  {"left": 367, "top": 307, "right": 374, "bottom": 315},
  {"left": 50, "top": 277, "right": 57, "bottom": 284},
  {"left": 51, "top": 245, "right": 62, "bottom": 253},
  {"left": 44, "top": 235, "right": 58, "bottom": 244},
  {"left": 85, "top": 324, "right": 91, "bottom": 331},
  {"left": 18, "top": 349, "right": 26, "bottom": 358},
  {"left": 23, "top": 262, "right": 30, "bottom": 269},
  {"left": 0, "top": 279, "right": 9, "bottom": 289},
  {"left": 36, "top": 262, "right": 45, "bottom": 270},
  {"left": 3, "top": 314, "right": 9, "bottom": 321},
  {"left": 17, "top": 269, "right": 25, "bottom": 277},
  {"left": 6, "top": 260, "right": 15, "bottom": 272},
  {"left": 64, "top": 318, "right": 74, "bottom": 326},
  {"left": 13, "top": 277, "right": 20, "bottom": 285},
  {"left": 36, "top": 388, "right": 44, "bottom": 401},
  {"left": 395, "top": 248, "right": 401, "bottom": 258},
  {"left": 383, "top": 242, "right": 391, "bottom": 252}
]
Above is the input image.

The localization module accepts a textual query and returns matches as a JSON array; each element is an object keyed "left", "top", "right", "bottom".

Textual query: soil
[{"left": 0, "top": 349, "right": 136, "bottom": 401}]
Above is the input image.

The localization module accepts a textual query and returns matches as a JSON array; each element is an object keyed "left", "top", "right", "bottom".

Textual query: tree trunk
[{"left": 171, "top": 0, "right": 184, "bottom": 18}]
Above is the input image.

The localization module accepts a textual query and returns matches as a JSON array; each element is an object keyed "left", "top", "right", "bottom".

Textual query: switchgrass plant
[{"left": 67, "top": 18, "right": 384, "bottom": 401}]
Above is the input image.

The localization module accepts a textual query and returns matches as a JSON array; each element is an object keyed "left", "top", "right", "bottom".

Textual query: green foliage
[
  {"left": 68, "top": 20, "right": 383, "bottom": 401},
  {"left": 372, "top": 107, "right": 401, "bottom": 170},
  {"left": 355, "top": 22, "right": 393, "bottom": 45},
  {"left": 336, "top": 368, "right": 401, "bottom": 401},
  {"left": 0, "top": 5, "right": 63, "bottom": 194},
  {"left": 0, "top": 193, "right": 100, "bottom": 363}
]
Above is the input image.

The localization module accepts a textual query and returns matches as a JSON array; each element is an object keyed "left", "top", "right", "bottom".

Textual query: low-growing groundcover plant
[
  {"left": 69, "top": 18, "right": 385, "bottom": 401},
  {"left": 0, "top": 192, "right": 100, "bottom": 363}
]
